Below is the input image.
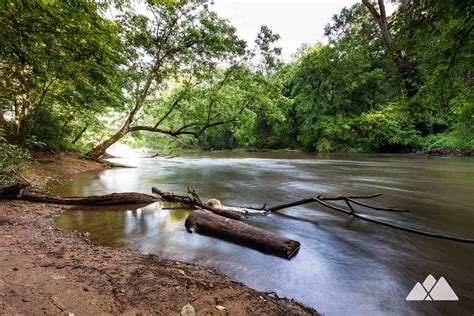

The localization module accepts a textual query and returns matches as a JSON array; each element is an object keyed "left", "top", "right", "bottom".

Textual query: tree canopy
[{"left": 0, "top": 0, "right": 472, "bottom": 157}]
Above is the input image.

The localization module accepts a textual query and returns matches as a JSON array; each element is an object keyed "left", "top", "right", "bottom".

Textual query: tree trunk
[
  {"left": 0, "top": 108, "right": 6, "bottom": 129},
  {"left": 88, "top": 124, "right": 130, "bottom": 158},
  {"left": 361, "top": 0, "right": 419, "bottom": 97},
  {"left": 1, "top": 186, "right": 158, "bottom": 206},
  {"left": 72, "top": 127, "right": 87, "bottom": 144},
  {"left": 394, "top": 53, "right": 418, "bottom": 98},
  {"left": 185, "top": 209, "right": 301, "bottom": 259}
]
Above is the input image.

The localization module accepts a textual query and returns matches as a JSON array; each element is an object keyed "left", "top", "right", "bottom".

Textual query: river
[{"left": 51, "top": 152, "right": 474, "bottom": 315}]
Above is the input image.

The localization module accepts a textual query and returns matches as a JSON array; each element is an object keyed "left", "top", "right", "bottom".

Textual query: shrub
[
  {"left": 0, "top": 130, "right": 31, "bottom": 185},
  {"left": 356, "top": 104, "right": 421, "bottom": 152}
]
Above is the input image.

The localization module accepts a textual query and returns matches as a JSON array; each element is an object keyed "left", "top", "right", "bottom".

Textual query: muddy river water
[{"left": 52, "top": 152, "right": 474, "bottom": 315}]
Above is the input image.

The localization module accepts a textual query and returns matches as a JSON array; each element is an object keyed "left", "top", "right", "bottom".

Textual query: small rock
[
  {"left": 215, "top": 305, "right": 226, "bottom": 311},
  {"left": 180, "top": 304, "right": 195, "bottom": 316}
]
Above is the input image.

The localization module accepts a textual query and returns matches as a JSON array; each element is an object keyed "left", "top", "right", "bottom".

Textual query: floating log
[
  {"left": 1, "top": 186, "right": 158, "bottom": 206},
  {"left": 185, "top": 209, "right": 300, "bottom": 259}
]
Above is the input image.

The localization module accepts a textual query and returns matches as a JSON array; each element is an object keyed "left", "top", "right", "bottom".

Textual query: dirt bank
[
  {"left": 1, "top": 153, "right": 318, "bottom": 315},
  {"left": 415, "top": 148, "right": 472, "bottom": 157},
  {"left": 22, "top": 152, "right": 114, "bottom": 187}
]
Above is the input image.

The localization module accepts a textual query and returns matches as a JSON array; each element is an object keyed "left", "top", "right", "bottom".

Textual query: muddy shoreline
[{"left": 0, "top": 153, "right": 318, "bottom": 315}]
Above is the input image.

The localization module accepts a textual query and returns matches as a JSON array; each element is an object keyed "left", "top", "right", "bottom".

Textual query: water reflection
[
  {"left": 53, "top": 153, "right": 474, "bottom": 315},
  {"left": 55, "top": 203, "right": 191, "bottom": 247}
]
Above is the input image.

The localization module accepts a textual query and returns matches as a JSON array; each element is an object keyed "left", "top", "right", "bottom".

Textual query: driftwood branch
[
  {"left": 145, "top": 153, "right": 180, "bottom": 159},
  {"left": 151, "top": 187, "right": 473, "bottom": 244},
  {"left": 0, "top": 184, "right": 158, "bottom": 206},
  {"left": 266, "top": 194, "right": 472, "bottom": 243},
  {"left": 152, "top": 187, "right": 240, "bottom": 219},
  {"left": 266, "top": 193, "right": 407, "bottom": 213},
  {"left": 151, "top": 187, "right": 268, "bottom": 219}
]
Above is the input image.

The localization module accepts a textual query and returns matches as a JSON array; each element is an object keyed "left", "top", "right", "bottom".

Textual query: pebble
[{"left": 180, "top": 304, "right": 195, "bottom": 316}]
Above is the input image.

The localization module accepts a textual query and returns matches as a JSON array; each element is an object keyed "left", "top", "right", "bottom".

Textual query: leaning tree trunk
[
  {"left": 185, "top": 209, "right": 301, "bottom": 259},
  {"left": 88, "top": 125, "right": 130, "bottom": 158}
]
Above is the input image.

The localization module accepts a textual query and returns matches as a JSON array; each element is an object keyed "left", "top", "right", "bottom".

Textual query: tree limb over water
[{"left": 150, "top": 186, "right": 474, "bottom": 244}]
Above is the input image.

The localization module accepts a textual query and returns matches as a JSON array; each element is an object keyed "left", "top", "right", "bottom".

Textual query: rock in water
[
  {"left": 181, "top": 304, "right": 195, "bottom": 316},
  {"left": 207, "top": 198, "right": 222, "bottom": 208}
]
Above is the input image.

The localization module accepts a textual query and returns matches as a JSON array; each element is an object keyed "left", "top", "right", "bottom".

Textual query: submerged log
[
  {"left": 1, "top": 186, "right": 158, "bottom": 206},
  {"left": 185, "top": 209, "right": 301, "bottom": 259}
]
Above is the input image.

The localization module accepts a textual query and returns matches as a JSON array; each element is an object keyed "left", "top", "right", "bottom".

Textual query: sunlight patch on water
[{"left": 107, "top": 143, "right": 148, "bottom": 158}]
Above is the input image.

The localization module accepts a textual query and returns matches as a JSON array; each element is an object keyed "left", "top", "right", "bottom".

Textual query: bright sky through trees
[{"left": 212, "top": 0, "right": 397, "bottom": 59}]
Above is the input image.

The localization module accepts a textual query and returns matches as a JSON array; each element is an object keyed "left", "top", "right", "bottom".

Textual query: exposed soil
[
  {"left": 1, "top": 153, "right": 318, "bottom": 315},
  {"left": 415, "top": 148, "right": 472, "bottom": 157},
  {"left": 22, "top": 152, "right": 132, "bottom": 188}
]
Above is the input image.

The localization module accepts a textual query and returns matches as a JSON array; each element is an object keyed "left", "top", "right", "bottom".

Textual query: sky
[{"left": 211, "top": 0, "right": 396, "bottom": 60}]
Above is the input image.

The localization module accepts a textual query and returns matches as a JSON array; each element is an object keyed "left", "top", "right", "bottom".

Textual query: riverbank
[
  {"left": 0, "top": 153, "right": 318, "bottom": 315},
  {"left": 22, "top": 152, "right": 133, "bottom": 187},
  {"left": 160, "top": 147, "right": 473, "bottom": 158}
]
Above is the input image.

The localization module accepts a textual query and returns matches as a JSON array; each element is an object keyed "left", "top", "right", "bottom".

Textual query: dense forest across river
[
  {"left": 0, "top": 0, "right": 472, "bottom": 169},
  {"left": 0, "top": 0, "right": 473, "bottom": 314}
]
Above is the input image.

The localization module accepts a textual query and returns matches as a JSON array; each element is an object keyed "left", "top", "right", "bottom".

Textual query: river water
[{"left": 51, "top": 152, "right": 474, "bottom": 315}]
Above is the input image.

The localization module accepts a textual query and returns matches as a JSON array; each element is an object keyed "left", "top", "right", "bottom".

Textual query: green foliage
[
  {"left": 0, "top": 0, "right": 126, "bottom": 148},
  {"left": 356, "top": 104, "right": 421, "bottom": 152},
  {"left": 0, "top": 132, "right": 31, "bottom": 176},
  {"left": 422, "top": 128, "right": 474, "bottom": 151},
  {"left": 0, "top": 130, "right": 30, "bottom": 191},
  {"left": 0, "top": 0, "right": 471, "bottom": 155}
]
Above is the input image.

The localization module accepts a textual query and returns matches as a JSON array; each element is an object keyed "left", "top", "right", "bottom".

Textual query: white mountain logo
[{"left": 406, "top": 275, "right": 459, "bottom": 301}]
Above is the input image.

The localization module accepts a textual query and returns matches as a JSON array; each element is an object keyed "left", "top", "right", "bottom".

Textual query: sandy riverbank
[{"left": 0, "top": 153, "right": 318, "bottom": 315}]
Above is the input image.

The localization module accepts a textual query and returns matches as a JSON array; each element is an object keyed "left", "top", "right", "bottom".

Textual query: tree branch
[
  {"left": 153, "top": 94, "right": 185, "bottom": 128},
  {"left": 130, "top": 96, "right": 255, "bottom": 138},
  {"left": 361, "top": 0, "right": 381, "bottom": 21}
]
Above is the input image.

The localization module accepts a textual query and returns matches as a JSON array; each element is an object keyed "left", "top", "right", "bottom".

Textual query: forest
[
  {"left": 1, "top": 1, "right": 473, "bottom": 314},
  {"left": 1, "top": 0, "right": 472, "bottom": 167}
]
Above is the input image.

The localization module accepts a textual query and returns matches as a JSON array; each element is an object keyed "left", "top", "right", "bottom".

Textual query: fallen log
[
  {"left": 0, "top": 182, "right": 30, "bottom": 196},
  {"left": 157, "top": 186, "right": 473, "bottom": 244},
  {"left": 1, "top": 186, "right": 158, "bottom": 206},
  {"left": 185, "top": 209, "right": 300, "bottom": 259},
  {"left": 146, "top": 153, "right": 180, "bottom": 159}
]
